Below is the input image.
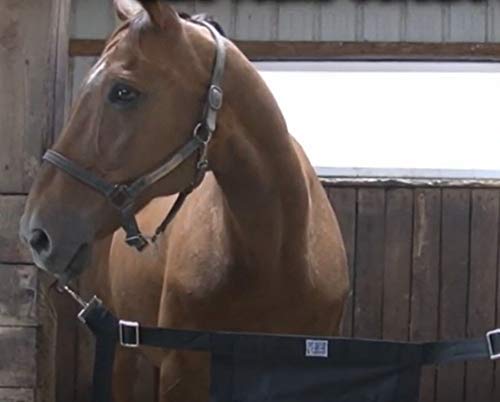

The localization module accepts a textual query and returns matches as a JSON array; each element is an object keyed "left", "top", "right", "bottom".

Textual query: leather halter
[{"left": 43, "top": 21, "right": 226, "bottom": 251}]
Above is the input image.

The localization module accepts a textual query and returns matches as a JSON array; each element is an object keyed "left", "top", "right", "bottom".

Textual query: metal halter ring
[
  {"left": 108, "top": 184, "right": 134, "bottom": 209},
  {"left": 193, "top": 123, "right": 213, "bottom": 145}
]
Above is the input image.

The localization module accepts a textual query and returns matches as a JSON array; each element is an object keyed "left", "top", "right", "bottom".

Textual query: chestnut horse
[{"left": 20, "top": 1, "right": 349, "bottom": 401}]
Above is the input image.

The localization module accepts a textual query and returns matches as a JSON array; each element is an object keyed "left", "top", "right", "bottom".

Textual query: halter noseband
[{"left": 43, "top": 21, "right": 226, "bottom": 251}]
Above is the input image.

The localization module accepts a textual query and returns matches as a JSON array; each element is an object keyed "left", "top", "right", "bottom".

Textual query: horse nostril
[{"left": 29, "top": 229, "right": 51, "bottom": 254}]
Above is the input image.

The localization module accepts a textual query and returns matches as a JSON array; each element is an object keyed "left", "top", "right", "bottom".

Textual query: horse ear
[
  {"left": 137, "top": 0, "right": 180, "bottom": 31},
  {"left": 113, "top": 0, "right": 142, "bottom": 21}
]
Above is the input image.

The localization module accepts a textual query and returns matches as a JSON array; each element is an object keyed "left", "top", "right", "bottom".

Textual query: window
[{"left": 257, "top": 62, "right": 500, "bottom": 179}]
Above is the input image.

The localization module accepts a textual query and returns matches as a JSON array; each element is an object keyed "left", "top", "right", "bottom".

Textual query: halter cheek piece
[{"left": 43, "top": 21, "right": 226, "bottom": 251}]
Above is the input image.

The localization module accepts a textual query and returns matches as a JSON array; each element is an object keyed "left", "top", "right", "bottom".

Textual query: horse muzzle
[{"left": 19, "top": 208, "right": 93, "bottom": 284}]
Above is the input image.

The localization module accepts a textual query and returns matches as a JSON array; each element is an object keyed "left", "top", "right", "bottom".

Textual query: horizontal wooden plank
[
  {"left": 0, "top": 265, "right": 37, "bottom": 326},
  {"left": 69, "top": 39, "right": 500, "bottom": 61},
  {"left": 0, "top": 327, "right": 36, "bottom": 387},
  {"left": 0, "top": 388, "right": 34, "bottom": 402},
  {"left": 0, "top": 196, "right": 31, "bottom": 264}
]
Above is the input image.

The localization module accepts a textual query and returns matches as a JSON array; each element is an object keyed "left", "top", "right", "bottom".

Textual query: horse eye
[{"left": 109, "top": 83, "right": 140, "bottom": 106}]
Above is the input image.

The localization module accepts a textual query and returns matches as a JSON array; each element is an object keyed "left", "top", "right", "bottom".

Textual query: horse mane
[{"left": 178, "top": 12, "right": 227, "bottom": 37}]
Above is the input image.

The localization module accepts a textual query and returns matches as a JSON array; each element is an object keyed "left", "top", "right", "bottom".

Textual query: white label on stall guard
[{"left": 305, "top": 339, "right": 329, "bottom": 358}]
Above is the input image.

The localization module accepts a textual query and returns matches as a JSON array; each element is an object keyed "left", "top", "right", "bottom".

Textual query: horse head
[{"left": 20, "top": 0, "right": 225, "bottom": 283}]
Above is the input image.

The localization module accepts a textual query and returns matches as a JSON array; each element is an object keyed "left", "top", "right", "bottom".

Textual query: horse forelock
[{"left": 88, "top": 16, "right": 146, "bottom": 84}]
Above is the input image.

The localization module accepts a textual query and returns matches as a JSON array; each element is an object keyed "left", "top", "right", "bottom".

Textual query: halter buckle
[
  {"left": 125, "top": 234, "right": 149, "bottom": 251},
  {"left": 208, "top": 85, "right": 223, "bottom": 110}
]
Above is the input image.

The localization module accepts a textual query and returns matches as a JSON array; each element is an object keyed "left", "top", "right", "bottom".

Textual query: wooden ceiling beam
[{"left": 70, "top": 39, "right": 500, "bottom": 61}]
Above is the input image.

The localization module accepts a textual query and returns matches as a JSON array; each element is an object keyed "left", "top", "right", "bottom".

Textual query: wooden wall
[
  {"left": 326, "top": 184, "right": 500, "bottom": 402},
  {"left": 72, "top": 0, "right": 500, "bottom": 42},
  {"left": 0, "top": 1, "right": 69, "bottom": 401},
  {"left": 3, "top": 1, "right": 500, "bottom": 402},
  {"left": 52, "top": 183, "right": 500, "bottom": 402}
]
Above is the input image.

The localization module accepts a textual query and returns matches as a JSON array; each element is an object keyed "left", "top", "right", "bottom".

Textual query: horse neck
[{"left": 208, "top": 46, "right": 309, "bottom": 262}]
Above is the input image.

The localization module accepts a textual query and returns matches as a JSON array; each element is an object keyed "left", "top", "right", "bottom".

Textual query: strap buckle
[
  {"left": 125, "top": 234, "right": 149, "bottom": 251},
  {"left": 486, "top": 329, "right": 500, "bottom": 360},
  {"left": 119, "top": 320, "right": 140, "bottom": 348},
  {"left": 208, "top": 85, "right": 223, "bottom": 110}
]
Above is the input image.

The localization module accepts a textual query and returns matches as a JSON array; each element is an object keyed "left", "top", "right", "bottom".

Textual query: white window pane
[{"left": 257, "top": 62, "right": 500, "bottom": 178}]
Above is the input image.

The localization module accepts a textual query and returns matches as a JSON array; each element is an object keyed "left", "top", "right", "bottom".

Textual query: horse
[{"left": 20, "top": 1, "right": 349, "bottom": 400}]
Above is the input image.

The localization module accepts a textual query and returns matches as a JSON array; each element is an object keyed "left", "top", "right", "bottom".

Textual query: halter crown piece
[{"left": 43, "top": 20, "right": 227, "bottom": 251}]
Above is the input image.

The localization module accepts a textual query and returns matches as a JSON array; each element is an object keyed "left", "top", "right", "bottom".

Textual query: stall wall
[
  {"left": 326, "top": 184, "right": 500, "bottom": 402},
  {"left": 60, "top": 183, "right": 500, "bottom": 402}
]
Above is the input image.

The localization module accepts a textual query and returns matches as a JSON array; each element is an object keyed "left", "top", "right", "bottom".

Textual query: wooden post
[{"left": 0, "top": 1, "right": 71, "bottom": 401}]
